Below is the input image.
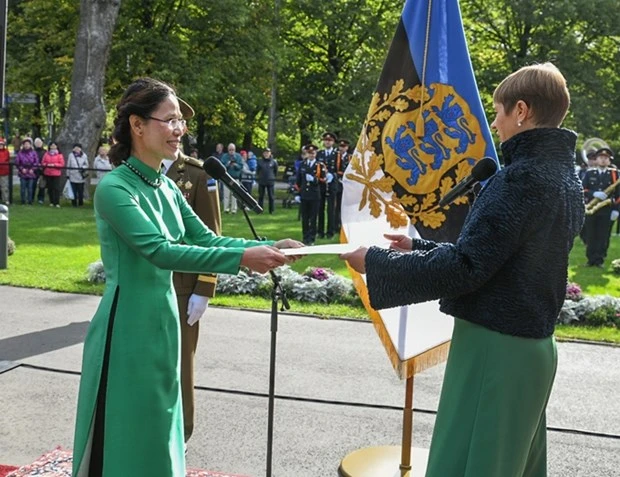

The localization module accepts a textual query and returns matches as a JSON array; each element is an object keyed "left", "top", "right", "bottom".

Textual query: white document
[{"left": 280, "top": 243, "right": 362, "bottom": 256}]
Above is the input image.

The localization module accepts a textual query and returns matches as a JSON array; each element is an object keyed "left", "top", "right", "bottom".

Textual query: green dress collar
[{"left": 124, "top": 156, "right": 163, "bottom": 188}]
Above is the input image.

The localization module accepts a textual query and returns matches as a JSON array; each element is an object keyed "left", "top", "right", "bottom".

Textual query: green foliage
[
  {"left": 6, "top": 0, "right": 78, "bottom": 138},
  {"left": 6, "top": 0, "right": 620, "bottom": 156},
  {"left": 462, "top": 0, "right": 620, "bottom": 151},
  {"left": 584, "top": 305, "right": 619, "bottom": 327}
]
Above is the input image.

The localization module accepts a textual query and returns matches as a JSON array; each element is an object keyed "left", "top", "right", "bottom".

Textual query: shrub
[
  {"left": 216, "top": 265, "right": 360, "bottom": 305},
  {"left": 303, "top": 266, "right": 334, "bottom": 281},
  {"left": 86, "top": 260, "right": 106, "bottom": 284},
  {"left": 559, "top": 295, "right": 620, "bottom": 326},
  {"left": 611, "top": 259, "right": 620, "bottom": 275},
  {"left": 584, "top": 305, "right": 618, "bottom": 327},
  {"left": 216, "top": 269, "right": 269, "bottom": 296},
  {"left": 7, "top": 236, "right": 15, "bottom": 255},
  {"left": 565, "top": 282, "right": 583, "bottom": 301}
]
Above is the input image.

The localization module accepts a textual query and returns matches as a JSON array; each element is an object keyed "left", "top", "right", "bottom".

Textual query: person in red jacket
[
  {"left": 41, "top": 141, "right": 65, "bottom": 207},
  {"left": 0, "top": 138, "right": 10, "bottom": 204}
]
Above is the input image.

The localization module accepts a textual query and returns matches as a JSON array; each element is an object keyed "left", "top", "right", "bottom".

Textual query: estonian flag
[{"left": 340, "top": 0, "right": 498, "bottom": 378}]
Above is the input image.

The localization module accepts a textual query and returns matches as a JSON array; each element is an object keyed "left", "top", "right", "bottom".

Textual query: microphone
[
  {"left": 203, "top": 156, "right": 263, "bottom": 214},
  {"left": 438, "top": 157, "right": 498, "bottom": 207}
]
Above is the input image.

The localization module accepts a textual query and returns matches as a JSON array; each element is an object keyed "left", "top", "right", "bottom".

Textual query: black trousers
[
  {"left": 37, "top": 176, "right": 46, "bottom": 202},
  {"left": 47, "top": 176, "right": 61, "bottom": 206},
  {"left": 71, "top": 182, "right": 85, "bottom": 206},
  {"left": 584, "top": 211, "right": 613, "bottom": 265},
  {"left": 325, "top": 191, "right": 337, "bottom": 237},
  {"left": 301, "top": 199, "right": 319, "bottom": 245},
  {"left": 258, "top": 183, "right": 275, "bottom": 213},
  {"left": 318, "top": 183, "right": 327, "bottom": 237}
]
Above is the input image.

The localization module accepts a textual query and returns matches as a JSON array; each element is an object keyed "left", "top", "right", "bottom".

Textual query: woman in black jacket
[{"left": 342, "top": 63, "right": 584, "bottom": 477}]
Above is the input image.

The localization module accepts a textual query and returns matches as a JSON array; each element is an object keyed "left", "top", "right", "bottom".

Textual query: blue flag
[
  {"left": 341, "top": 0, "right": 498, "bottom": 379},
  {"left": 343, "top": 0, "right": 497, "bottom": 244}
]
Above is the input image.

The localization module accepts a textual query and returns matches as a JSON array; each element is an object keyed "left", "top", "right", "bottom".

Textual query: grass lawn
[{"left": 1, "top": 189, "right": 619, "bottom": 342}]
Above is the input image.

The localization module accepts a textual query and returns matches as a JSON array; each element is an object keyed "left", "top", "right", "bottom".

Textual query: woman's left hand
[
  {"left": 340, "top": 247, "right": 368, "bottom": 274},
  {"left": 273, "top": 238, "right": 305, "bottom": 262}
]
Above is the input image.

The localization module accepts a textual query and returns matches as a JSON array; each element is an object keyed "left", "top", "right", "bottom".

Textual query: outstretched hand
[
  {"left": 339, "top": 246, "right": 368, "bottom": 274},
  {"left": 273, "top": 238, "right": 305, "bottom": 263},
  {"left": 384, "top": 233, "right": 412, "bottom": 252},
  {"left": 241, "top": 245, "right": 287, "bottom": 274}
]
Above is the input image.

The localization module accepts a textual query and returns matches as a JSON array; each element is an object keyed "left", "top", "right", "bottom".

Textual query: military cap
[
  {"left": 305, "top": 144, "right": 318, "bottom": 152},
  {"left": 339, "top": 139, "right": 350, "bottom": 147},
  {"left": 178, "top": 97, "right": 195, "bottom": 119},
  {"left": 322, "top": 132, "right": 337, "bottom": 141},
  {"left": 595, "top": 147, "right": 614, "bottom": 158}
]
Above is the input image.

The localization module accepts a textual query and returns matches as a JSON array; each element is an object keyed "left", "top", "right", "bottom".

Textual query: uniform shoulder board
[{"left": 184, "top": 156, "right": 204, "bottom": 169}]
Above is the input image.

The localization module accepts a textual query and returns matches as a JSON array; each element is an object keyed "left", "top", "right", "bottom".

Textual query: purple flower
[
  {"left": 565, "top": 282, "right": 583, "bottom": 301},
  {"left": 304, "top": 267, "right": 335, "bottom": 282}
]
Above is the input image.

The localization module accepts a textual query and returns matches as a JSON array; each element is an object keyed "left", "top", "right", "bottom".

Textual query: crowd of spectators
[{"left": 0, "top": 135, "right": 112, "bottom": 208}]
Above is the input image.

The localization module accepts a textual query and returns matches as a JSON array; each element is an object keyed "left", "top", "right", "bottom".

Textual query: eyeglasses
[{"left": 146, "top": 116, "right": 187, "bottom": 130}]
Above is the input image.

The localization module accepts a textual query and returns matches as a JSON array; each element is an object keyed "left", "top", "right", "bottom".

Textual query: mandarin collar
[
  {"left": 127, "top": 156, "right": 161, "bottom": 181},
  {"left": 500, "top": 128, "right": 577, "bottom": 166}
]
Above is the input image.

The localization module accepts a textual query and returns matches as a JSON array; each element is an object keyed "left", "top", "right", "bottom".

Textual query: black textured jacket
[{"left": 366, "top": 128, "right": 585, "bottom": 338}]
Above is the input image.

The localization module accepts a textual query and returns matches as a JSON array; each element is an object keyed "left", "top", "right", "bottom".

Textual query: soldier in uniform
[
  {"left": 582, "top": 147, "right": 620, "bottom": 267},
  {"left": 296, "top": 144, "right": 326, "bottom": 245},
  {"left": 316, "top": 132, "right": 338, "bottom": 238},
  {"left": 334, "top": 139, "right": 351, "bottom": 235},
  {"left": 162, "top": 143, "right": 222, "bottom": 447}
]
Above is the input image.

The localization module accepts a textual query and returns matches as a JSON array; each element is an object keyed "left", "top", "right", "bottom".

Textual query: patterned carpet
[
  {"left": 0, "top": 465, "right": 19, "bottom": 477},
  {"left": 2, "top": 447, "right": 248, "bottom": 477}
]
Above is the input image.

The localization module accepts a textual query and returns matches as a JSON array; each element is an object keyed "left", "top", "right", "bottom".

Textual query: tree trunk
[
  {"left": 56, "top": 0, "right": 122, "bottom": 164},
  {"left": 242, "top": 130, "right": 253, "bottom": 152}
]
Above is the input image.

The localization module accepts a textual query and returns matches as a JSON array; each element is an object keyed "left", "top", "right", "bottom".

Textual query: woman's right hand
[
  {"left": 240, "top": 245, "right": 287, "bottom": 274},
  {"left": 384, "top": 233, "right": 412, "bottom": 252}
]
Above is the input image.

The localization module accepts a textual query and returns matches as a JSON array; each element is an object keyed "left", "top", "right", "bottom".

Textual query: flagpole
[
  {"left": 338, "top": 370, "right": 428, "bottom": 477},
  {"left": 399, "top": 376, "right": 414, "bottom": 475}
]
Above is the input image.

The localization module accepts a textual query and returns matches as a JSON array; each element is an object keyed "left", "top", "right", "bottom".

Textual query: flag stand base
[
  {"left": 338, "top": 446, "right": 429, "bottom": 477},
  {"left": 339, "top": 375, "right": 429, "bottom": 477}
]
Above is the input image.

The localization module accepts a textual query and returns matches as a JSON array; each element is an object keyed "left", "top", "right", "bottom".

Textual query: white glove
[
  {"left": 611, "top": 210, "right": 619, "bottom": 221},
  {"left": 305, "top": 173, "right": 314, "bottom": 182},
  {"left": 294, "top": 195, "right": 301, "bottom": 203},
  {"left": 593, "top": 191, "right": 608, "bottom": 201},
  {"left": 326, "top": 172, "right": 334, "bottom": 183},
  {"left": 187, "top": 294, "right": 209, "bottom": 326}
]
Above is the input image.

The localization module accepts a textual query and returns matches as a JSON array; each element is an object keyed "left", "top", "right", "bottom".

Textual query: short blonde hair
[{"left": 493, "top": 62, "right": 570, "bottom": 128}]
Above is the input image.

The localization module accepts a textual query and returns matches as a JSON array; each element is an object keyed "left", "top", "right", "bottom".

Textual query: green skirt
[{"left": 425, "top": 318, "right": 557, "bottom": 477}]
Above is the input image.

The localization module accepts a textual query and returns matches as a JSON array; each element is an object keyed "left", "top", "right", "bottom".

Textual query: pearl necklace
[{"left": 122, "top": 160, "right": 162, "bottom": 188}]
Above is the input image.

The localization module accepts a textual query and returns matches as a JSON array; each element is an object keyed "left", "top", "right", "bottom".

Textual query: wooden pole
[{"left": 399, "top": 375, "right": 414, "bottom": 476}]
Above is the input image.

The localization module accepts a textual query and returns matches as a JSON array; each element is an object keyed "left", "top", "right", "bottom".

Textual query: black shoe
[
  {"left": 326, "top": 234, "right": 334, "bottom": 239},
  {"left": 318, "top": 234, "right": 325, "bottom": 239}
]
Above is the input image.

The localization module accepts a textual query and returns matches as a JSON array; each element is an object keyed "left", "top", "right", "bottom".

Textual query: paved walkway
[{"left": 0, "top": 286, "right": 618, "bottom": 476}]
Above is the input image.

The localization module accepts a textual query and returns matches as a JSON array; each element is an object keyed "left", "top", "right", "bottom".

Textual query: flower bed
[
  {"left": 216, "top": 266, "right": 361, "bottom": 306},
  {"left": 85, "top": 261, "right": 618, "bottom": 328},
  {"left": 560, "top": 282, "right": 620, "bottom": 328},
  {"left": 86, "top": 261, "right": 362, "bottom": 306}
]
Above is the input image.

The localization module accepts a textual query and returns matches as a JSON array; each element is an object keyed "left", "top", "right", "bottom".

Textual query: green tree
[
  {"left": 5, "top": 0, "right": 78, "bottom": 140},
  {"left": 462, "top": 0, "right": 620, "bottom": 152},
  {"left": 280, "top": 0, "right": 402, "bottom": 147}
]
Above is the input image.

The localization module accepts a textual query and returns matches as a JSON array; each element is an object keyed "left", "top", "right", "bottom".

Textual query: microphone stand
[{"left": 240, "top": 205, "right": 290, "bottom": 477}]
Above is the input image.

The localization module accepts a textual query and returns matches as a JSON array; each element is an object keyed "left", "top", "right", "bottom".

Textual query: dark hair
[
  {"left": 108, "top": 77, "right": 176, "bottom": 166},
  {"left": 48, "top": 141, "right": 58, "bottom": 148},
  {"left": 73, "top": 143, "right": 82, "bottom": 149}
]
